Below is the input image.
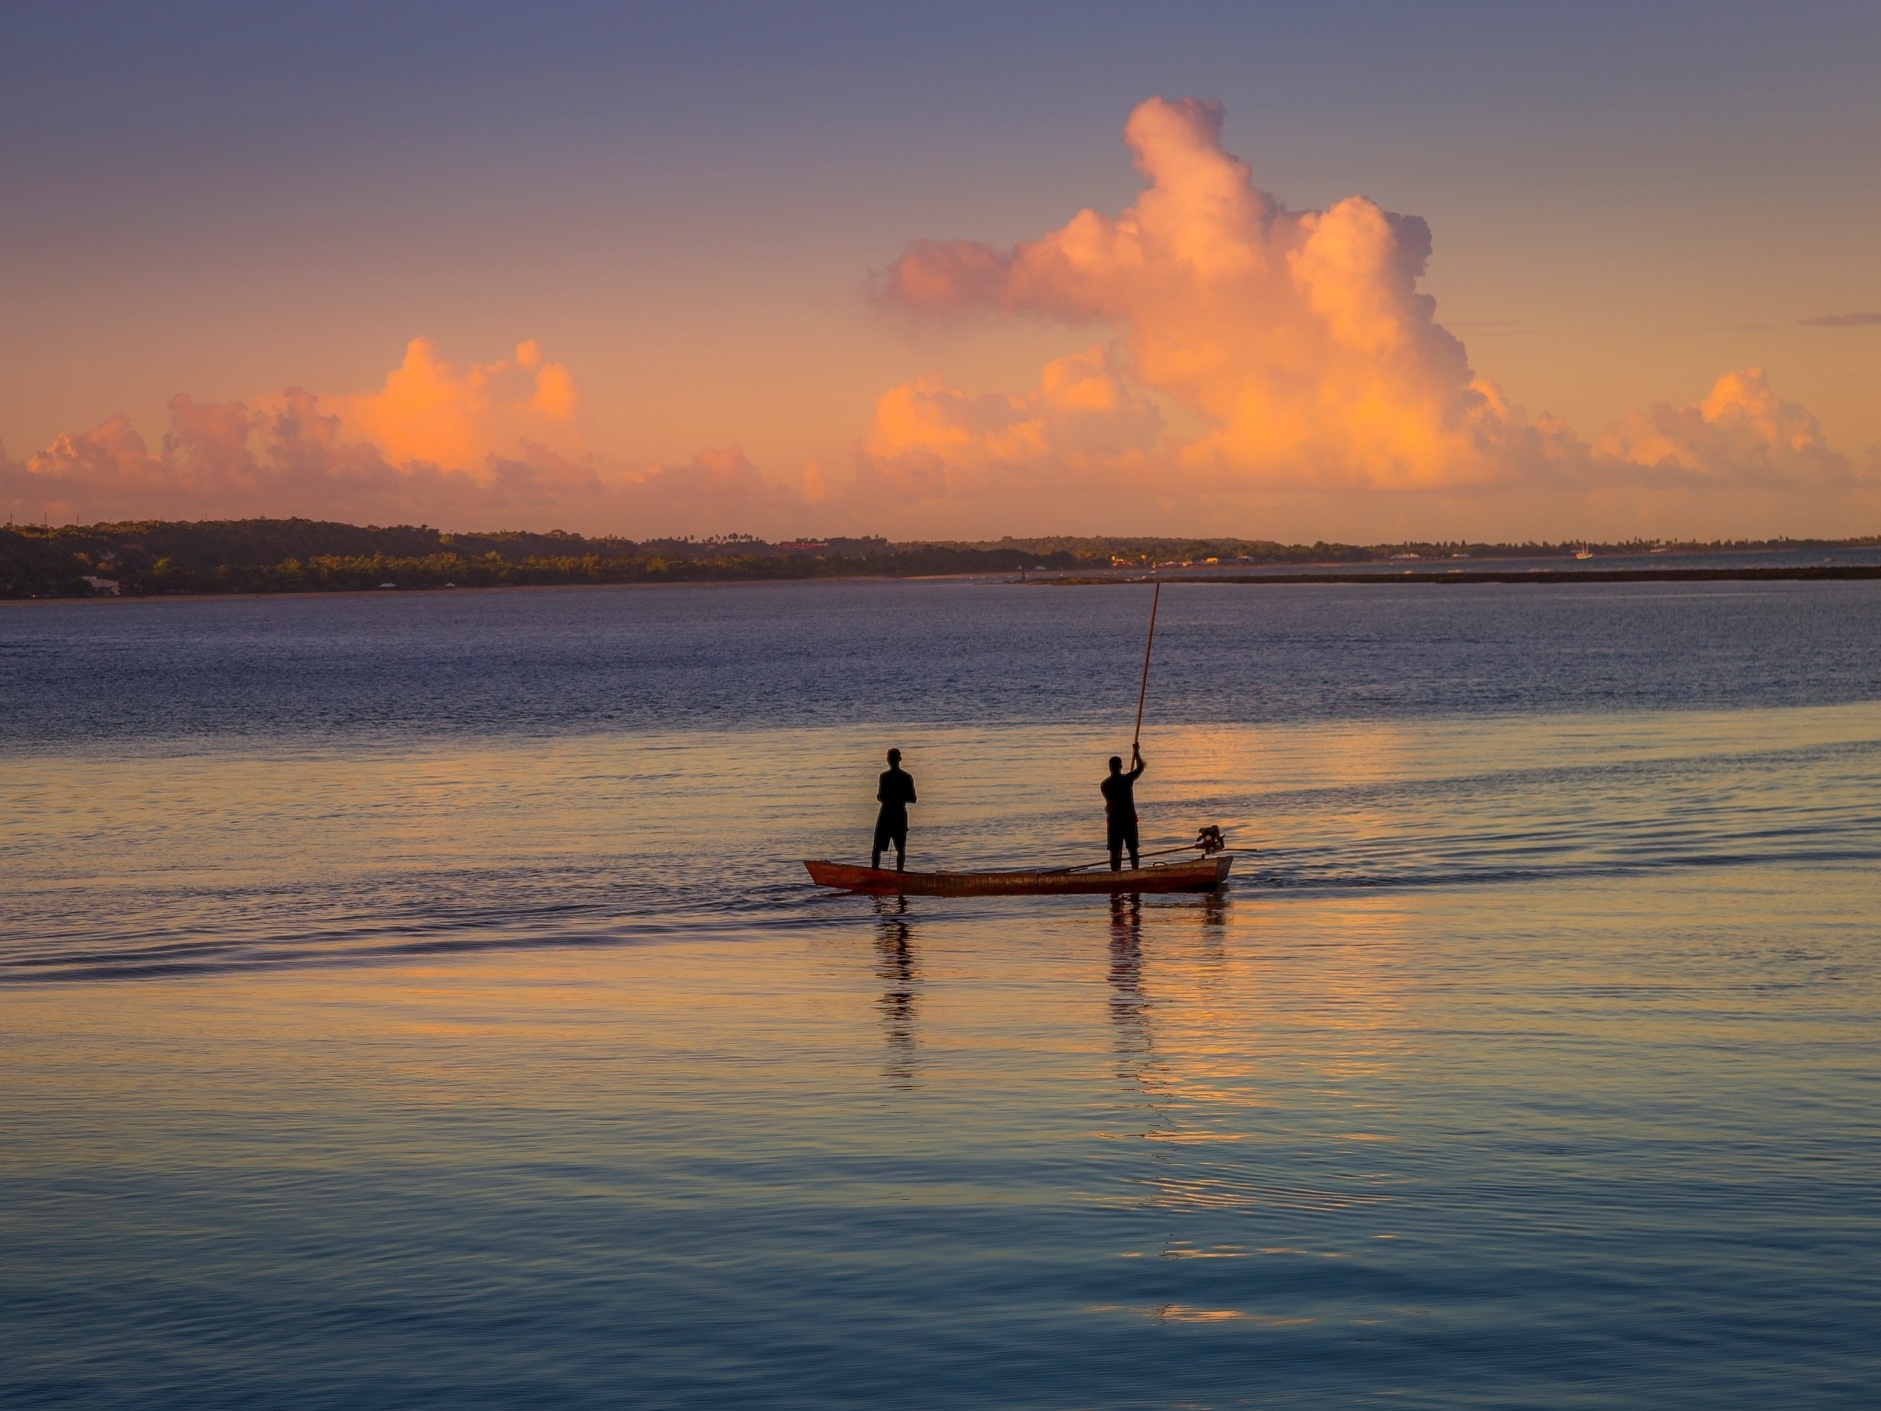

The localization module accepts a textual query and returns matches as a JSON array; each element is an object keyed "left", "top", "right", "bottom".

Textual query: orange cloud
[
  {"left": 864, "top": 345, "right": 1160, "bottom": 475},
  {"left": 876, "top": 95, "right": 1867, "bottom": 525},
  {"left": 333, "top": 337, "right": 585, "bottom": 471},
  {"left": 1596, "top": 368, "right": 1853, "bottom": 487},
  {"left": 0, "top": 341, "right": 809, "bottom": 535},
  {"left": 840, "top": 344, "right": 1180, "bottom": 528},
  {"left": 882, "top": 97, "right": 1508, "bottom": 490}
]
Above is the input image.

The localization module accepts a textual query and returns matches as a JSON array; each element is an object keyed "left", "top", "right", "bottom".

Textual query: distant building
[{"left": 83, "top": 576, "right": 120, "bottom": 595}]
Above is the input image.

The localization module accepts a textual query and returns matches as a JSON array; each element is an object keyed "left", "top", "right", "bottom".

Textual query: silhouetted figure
[
  {"left": 872, "top": 748, "right": 917, "bottom": 871},
  {"left": 1102, "top": 745, "right": 1145, "bottom": 871}
]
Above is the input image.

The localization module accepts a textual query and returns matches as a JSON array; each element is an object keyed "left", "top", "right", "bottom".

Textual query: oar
[{"left": 1040, "top": 839, "right": 1240, "bottom": 875}]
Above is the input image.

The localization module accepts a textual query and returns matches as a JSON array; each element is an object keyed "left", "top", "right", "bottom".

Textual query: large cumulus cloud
[
  {"left": 870, "top": 96, "right": 1868, "bottom": 531},
  {"left": 882, "top": 98, "right": 1511, "bottom": 489}
]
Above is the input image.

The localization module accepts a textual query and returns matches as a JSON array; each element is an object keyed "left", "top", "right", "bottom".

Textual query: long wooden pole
[{"left": 1131, "top": 581, "right": 1161, "bottom": 751}]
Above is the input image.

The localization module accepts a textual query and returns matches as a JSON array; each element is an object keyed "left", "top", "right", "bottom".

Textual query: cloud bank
[
  {"left": 864, "top": 97, "right": 1872, "bottom": 536},
  {"left": 4, "top": 99, "right": 1874, "bottom": 539},
  {"left": 1, "top": 339, "right": 802, "bottom": 534}
]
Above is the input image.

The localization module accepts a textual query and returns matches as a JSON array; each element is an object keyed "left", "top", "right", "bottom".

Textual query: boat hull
[{"left": 803, "top": 855, "right": 1233, "bottom": 897}]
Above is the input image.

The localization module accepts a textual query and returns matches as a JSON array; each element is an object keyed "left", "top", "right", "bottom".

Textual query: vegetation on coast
[{"left": 2, "top": 517, "right": 1876, "bottom": 599}]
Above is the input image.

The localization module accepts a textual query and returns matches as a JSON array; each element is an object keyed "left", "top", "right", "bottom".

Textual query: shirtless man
[
  {"left": 872, "top": 748, "right": 917, "bottom": 871},
  {"left": 1101, "top": 745, "right": 1145, "bottom": 871}
]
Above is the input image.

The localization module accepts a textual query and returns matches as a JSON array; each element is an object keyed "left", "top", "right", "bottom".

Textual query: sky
[{"left": 2, "top": 0, "right": 1878, "bottom": 541}]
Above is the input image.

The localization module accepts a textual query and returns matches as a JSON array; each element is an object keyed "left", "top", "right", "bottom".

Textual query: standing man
[
  {"left": 1101, "top": 744, "right": 1145, "bottom": 871},
  {"left": 872, "top": 748, "right": 918, "bottom": 872}
]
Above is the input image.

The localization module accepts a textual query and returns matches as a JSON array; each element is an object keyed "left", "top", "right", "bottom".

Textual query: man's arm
[
  {"left": 905, "top": 775, "right": 916, "bottom": 804},
  {"left": 1129, "top": 749, "right": 1145, "bottom": 782}
]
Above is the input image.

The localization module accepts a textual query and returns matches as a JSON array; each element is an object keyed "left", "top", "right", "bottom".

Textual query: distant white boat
[{"left": 1573, "top": 545, "right": 1594, "bottom": 560}]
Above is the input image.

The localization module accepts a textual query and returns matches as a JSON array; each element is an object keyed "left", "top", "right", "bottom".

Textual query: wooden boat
[{"left": 803, "top": 854, "right": 1233, "bottom": 897}]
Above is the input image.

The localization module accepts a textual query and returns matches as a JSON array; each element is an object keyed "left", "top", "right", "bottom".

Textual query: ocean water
[{"left": 3, "top": 579, "right": 1879, "bottom": 1407}]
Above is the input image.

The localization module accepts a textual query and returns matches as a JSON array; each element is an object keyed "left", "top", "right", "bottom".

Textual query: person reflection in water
[
  {"left": 1108, "top": 893, "right": 1149, "bottom": 1070},
  {"left": 872, "top": 748, "right": 917, "bottom": 871},
  {"left": 875, "top": 896, "right": 918, "bottom": 1088},
  {"left": 1101, "top": 744, "right": 1145, "bottom": 871}
]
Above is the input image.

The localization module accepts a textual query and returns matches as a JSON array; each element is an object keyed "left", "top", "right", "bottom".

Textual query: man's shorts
[
  {"left": 874, "top": 813, "right": 908, "bottom": 851},
  {"left": 1107, "top": 818, "right": 1139, "bottom": 849}
]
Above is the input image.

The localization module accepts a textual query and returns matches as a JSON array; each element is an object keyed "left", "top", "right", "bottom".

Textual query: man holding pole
[
  {"left": 1101, "top": 745, "right": 1146, "bottom": 871},
  {"left": 1101, "top": 580, "right": 1159, "bottom": 872}
]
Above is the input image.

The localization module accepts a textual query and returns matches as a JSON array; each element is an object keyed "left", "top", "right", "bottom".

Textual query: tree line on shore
[{"left": 1, "top": 517, "right": 1868, "bottom": 598}]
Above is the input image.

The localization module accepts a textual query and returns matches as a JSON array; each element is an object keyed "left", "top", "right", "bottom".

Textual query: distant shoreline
[
  {"left": 7, "top": 517, "right": 1881, "bottom": 599},
  {"left": 11, "top": 563, "right": 1881, "bottom": 608},
  {"left": 0, "top": 573, "right": 987, "bottom": 607},
  {"left": 1046, "top": 564, "right": 1881, "bottom": 586}
]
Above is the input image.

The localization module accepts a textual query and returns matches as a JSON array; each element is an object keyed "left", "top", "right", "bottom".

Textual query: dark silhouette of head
[
  {"left": 1108, "top": 755, "right": 1123, "bottom": 773},
  {"left": 887, "top": 748, "right": 902, "bottom": 765}
]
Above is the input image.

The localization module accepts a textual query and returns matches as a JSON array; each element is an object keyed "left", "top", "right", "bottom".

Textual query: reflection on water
[
  {"left": 873, "top": 896, "right": 919, "bottom": 1087},
  {"left": 1107, "top": 892, "right": 1147, "bottom": 1075}
]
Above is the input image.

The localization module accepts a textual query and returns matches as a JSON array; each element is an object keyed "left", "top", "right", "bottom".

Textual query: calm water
[{"left": 3, "top": 580, "right": 1879, "bottom": 1407}]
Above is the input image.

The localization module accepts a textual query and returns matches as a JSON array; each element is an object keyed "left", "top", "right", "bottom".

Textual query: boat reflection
[{"left": 873, "top": 895, "right": 919, "bottom": 1088}]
